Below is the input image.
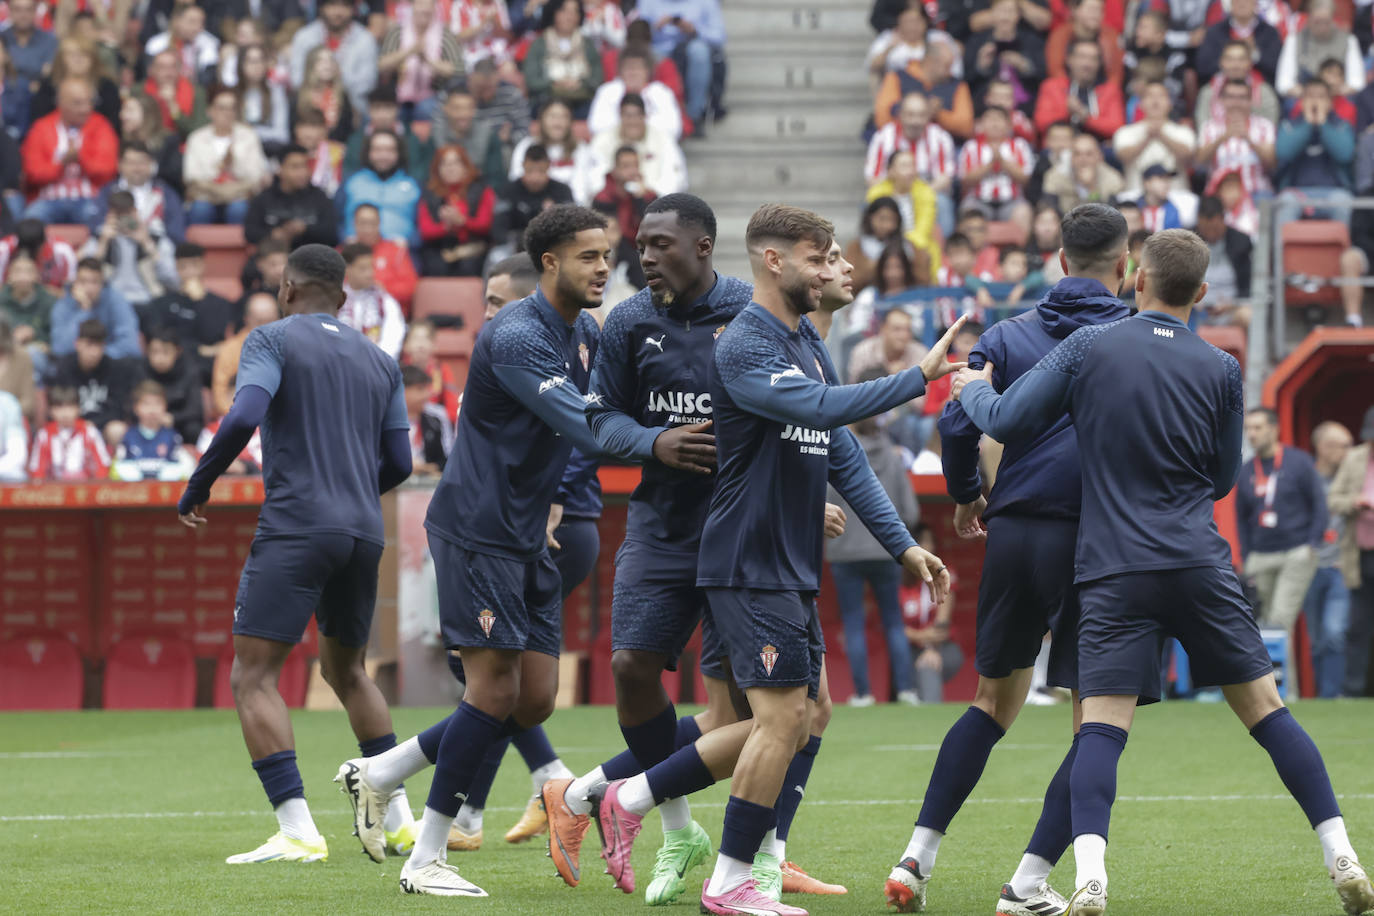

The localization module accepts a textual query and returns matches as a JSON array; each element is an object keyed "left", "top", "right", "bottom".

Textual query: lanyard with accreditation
[{"left": 1253, "top": 445, "right": 1283, "bottom": 529}]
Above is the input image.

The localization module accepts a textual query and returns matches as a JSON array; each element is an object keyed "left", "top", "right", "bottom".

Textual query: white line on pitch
[{"left": 7, "top": 794, "right": 1374, "bottom": 823}]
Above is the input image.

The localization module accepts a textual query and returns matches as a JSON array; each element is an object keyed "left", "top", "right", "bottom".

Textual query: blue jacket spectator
[
  {"left": 339, "top": 129, "right": 423, "bottom": 244},
  {"left": 1277, "top": 81, "right": 1355, "bottom": 191},
  {"left": 49, "top": 260, "right": 142, "bottom": 360}
]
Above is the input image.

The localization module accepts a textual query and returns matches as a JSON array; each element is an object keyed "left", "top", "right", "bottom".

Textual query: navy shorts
[
  {"left": 612, "top": 539, "right": 709, "bottom": 671},
  {"left": 551, "top": 517, "right": 600, "bottom": 600},
  {"left": 1077, "top": 565, "right": 1274, "bottom": 704},
  {"left": 233, "top": 533, "right": 382, "bottom": 648},
  {"left": 703, "top": 588, "right": 822, "bottom": 700},
  {"left": 975, "top": 515, "right": 1079, "bottom": 689},
  {"left": 430, "top": 533, "right": 562, "bottom": 657}
]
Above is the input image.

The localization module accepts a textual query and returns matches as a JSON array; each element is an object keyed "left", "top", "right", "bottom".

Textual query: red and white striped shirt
[
  {"left": 451, "top": 0, "right": 512, "bottom": 69},
  {"left": 1198, "top": 116, "right": 1276, "bottom": 195},
  {"left": 864, "top": 121, "right": 956, "bottom": 185},
  {"left": 27, "top": 421, "right": 111, "bottom": 481},
  {"left": 957, "top": 136, "right": 1035, "bottom": 203}
]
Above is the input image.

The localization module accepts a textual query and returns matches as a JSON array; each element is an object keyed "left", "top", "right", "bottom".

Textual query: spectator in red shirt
[
  {"left": 349, "top": 203, "right": 418, "bottom": 315},
  {"left": 417, "top": 143, "right": 496, "bottom": 277},
  {"left": 20, "top": 77, "right": 118, "bottom": 225},
  {"left": 1034, "top": 38, "right": 1124, "bottom": 141},
  {"left": 592, "top": 145, "right": 657, "bottom": 242}
]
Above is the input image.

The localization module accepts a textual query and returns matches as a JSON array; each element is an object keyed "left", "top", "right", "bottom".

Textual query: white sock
[
  {"left": 367, "top": 736, "right": 433, "bottom": 792},
  {"left": 530, "top": 758, "right": 574, "bottom": 793},
  {"left": 454, "top": 804, "right": 483, "bottom": 834},
  {"left": 619, "top": 773, "right": 656, "bottom": 816},
  {"left": 706, "top": 853, "right": 754, "bottom": 896},
  {"left": 565, "top": 765, "right": 607, "bottom": 816},
  {"left": 1316, "top": 816, "right": 1357, "bottom": 872},
  {"left": 274, "top": 796, "right": 321, "bottom": 841},
  {"left": 1074, "top": 834, "right": 1108, "bottom": 892},
  {"left": 758, "top": 828, "right": 778, "bottom": 861},
  {"left": 1009, "top": 853, "right": 1054, "bottom": 898},
  {"left": 902, "top": 825, "right": 943, "bottom": 875},
  {"left": 411, "top": 806, "right": 456, "bottom": 866},
  {"left": 383, "top": 788, "right": 415, "bottom": 831},
  {"left": 660, "top": 795, "right": 691, "bottom": 832},
  {"left": 772, "top": 837, "right": 787, "bottom": 861}
]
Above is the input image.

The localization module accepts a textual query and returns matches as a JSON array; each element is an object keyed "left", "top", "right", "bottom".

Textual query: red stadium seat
[
  {"left": 0, "top": 631, "right": 83, "bottom": 710},
  {"left": 102, "top": 633, "right": 196, "bottom": 709},
  {"left": 212, "top": 641, "right": 309, "bottom": 709},
  {"left": 1282, "top": 220, "right": 1349, "bottom": 309},
  {"left": 187, "top": 224, "right": 249, "bottom": 303},
  {"left": 1199, "top": 325, "right": 1247, "bottom": 373},
  {"left": 47, "top": 224, "right": 90, "bottom": 249}
]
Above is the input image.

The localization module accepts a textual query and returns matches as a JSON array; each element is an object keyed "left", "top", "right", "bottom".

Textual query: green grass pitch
[{"left": 4, "top": 701, "right": 1372, "bottom": 914}]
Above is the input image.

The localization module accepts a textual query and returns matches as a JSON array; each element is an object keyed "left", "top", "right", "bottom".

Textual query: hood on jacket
[{"left": 1035, "top": 276, "right": 1130, "bottom": 340}]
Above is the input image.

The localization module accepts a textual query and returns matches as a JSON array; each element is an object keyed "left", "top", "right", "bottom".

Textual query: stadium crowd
[{"left": 0, "top": 0, "right": 722, "bottom": 481}]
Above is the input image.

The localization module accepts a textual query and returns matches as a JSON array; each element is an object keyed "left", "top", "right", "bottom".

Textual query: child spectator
[
  {"left": 350, "top": 203, "right": 419, "bottom": 316},
  {"left": 901, "top": 523, "right": 964, "bottom": 703},
  {"left": 401, "top": 319, "right": 460, "bottom": 422},
  {"left": 0, "top": 386, "right": 25, "bottom": 482},
  {"left": 401, "top": 362, "right": 452, "bottom": 475},
  {"left": 338, "top": 243, "right": 405, "bottom": 359},
  {"left": 417, "top": 144, "right": 496, "bottom": 276},
  {"left": 957, "top": 106, "right": 1034, "bottom": 223},
  {"left": 1138, "top": 164, "right": 1182, "bottom": 231},
  {"left": 142, "top": 327, "right": 204, "bottom": 444},
  {"left": 27, "top": 384, "right": 111, "bottom": 480},
  {"left": 111, "top": 380, "right": 195, "bottom": 481}
]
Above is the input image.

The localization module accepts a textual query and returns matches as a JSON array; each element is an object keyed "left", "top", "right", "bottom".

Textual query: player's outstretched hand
[
  {"left": 900, "top": 545, "right": 952, "bottom": 606},
  {"left": 951, "top": 362, "right": 995, "bottom": 401},
  {"left": 919, "top": 314, "right": 971, "bottom": 381},
  {"left": 953, "top": 496, "right": 988, "bottom": 540},
  {"left": 652, "top": 420, "right": 716, "bottom": 474},
  {"left": 823, "top": 502, "right": 847, "bottom": 538},
  {"left": 179, "top": 503, "right": 208, "bottom": 529}
]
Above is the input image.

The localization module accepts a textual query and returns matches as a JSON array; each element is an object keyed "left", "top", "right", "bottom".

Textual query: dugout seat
[
  {"left": 212, "top": 642, "right": 309, "bottom": 709},
  {"left": 102, "top": 634, "right": 196, "bottom": 709},
  {"left": 48, "top": 224, "right": 90, "bottom": 249},
  {"left": 0, "top": 631, "right": 83, "bottom": 710},
  {"left": 1282, "top": 220, "right": 1349, "bottom": 310},
  {"left": 186, "top": 224, "right": 249, "bottom": 302}
]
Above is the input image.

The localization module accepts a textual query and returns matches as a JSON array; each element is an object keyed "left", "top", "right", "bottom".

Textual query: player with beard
[
  {"left": 542, "top": 195, "right": 850, "bottom": 903},
  {"left": 335, "top": 205, "right": 616, "bottom": 897}
]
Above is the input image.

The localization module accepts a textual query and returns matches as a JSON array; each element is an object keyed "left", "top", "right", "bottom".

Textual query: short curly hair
[
  {"left": 645, "top": 193, "right": 718, "bottom": 243},
  {"left": 523, "top": 204, "right": 608, "bottom": 273}
]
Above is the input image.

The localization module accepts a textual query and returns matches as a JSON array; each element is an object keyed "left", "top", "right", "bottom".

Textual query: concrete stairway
[{"left": 688, "top": 1, "right": 873, "bottom": 280}]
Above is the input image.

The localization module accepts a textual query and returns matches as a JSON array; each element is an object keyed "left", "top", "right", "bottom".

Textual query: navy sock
[
  {"left": 462, "top": 737, "right": 511, "bottom": 810},
  {"left": 620, "top": 703, "right": 678, "bottom": 771},
  {"left": 914, "top": 706, "right": 1006, "bottom": 832},
  {"left": 252, "top": 749, "right": 304, "bottom": 807},
  {"left": 645, "top": 744, "right": 716, "bottom": 804},
  {"left": 512, "top": 725, "right": 558, "bottom": 771},
  {"left": 358, "top": 732, "right": 397, "bottom": 758},
  {"left": 675, "top": 714, "right": 702, "bottom": 749},
  {"left": 602, "top": 748, "right": 644, "bottom": 781},
  {"left": 417, "top": 713, "right": 454, "bottom": 762},
  {"left": 424, "top": 703, "right": 504, "bottom": 818},
  {"left": 1070, "top": 722, "right": 1128, "bottom": 840},
  {"left": 1249, "top": 707, "right": 1341, "bottom": 827},
  {"left": 774, "top": 735, "right": 821, "bottom": 842},
  {"left": 1025, "top": 735, "right": 1079, "bottom": 862},
  {"left": 719, "top": 796, "right": 777, "bottom": 862}
]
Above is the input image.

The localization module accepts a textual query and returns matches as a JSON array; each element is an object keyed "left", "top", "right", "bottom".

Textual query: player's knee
[{"left": 610, "top": 650, "right": 661, "bottom": 691}]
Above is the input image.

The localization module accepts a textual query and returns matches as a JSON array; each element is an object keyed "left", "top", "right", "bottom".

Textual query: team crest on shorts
[
  {"left": 478, "top": 609, "right": 496, "bottom": 638},
  {"left": 760, "top": 644, "right": 779, "bottom": 676},
  {"left": 713, "top": 325, "right": 727, "bottom": 340},
  {"left": 578, "top": 342, "right": 590, "bottom": 371}
]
